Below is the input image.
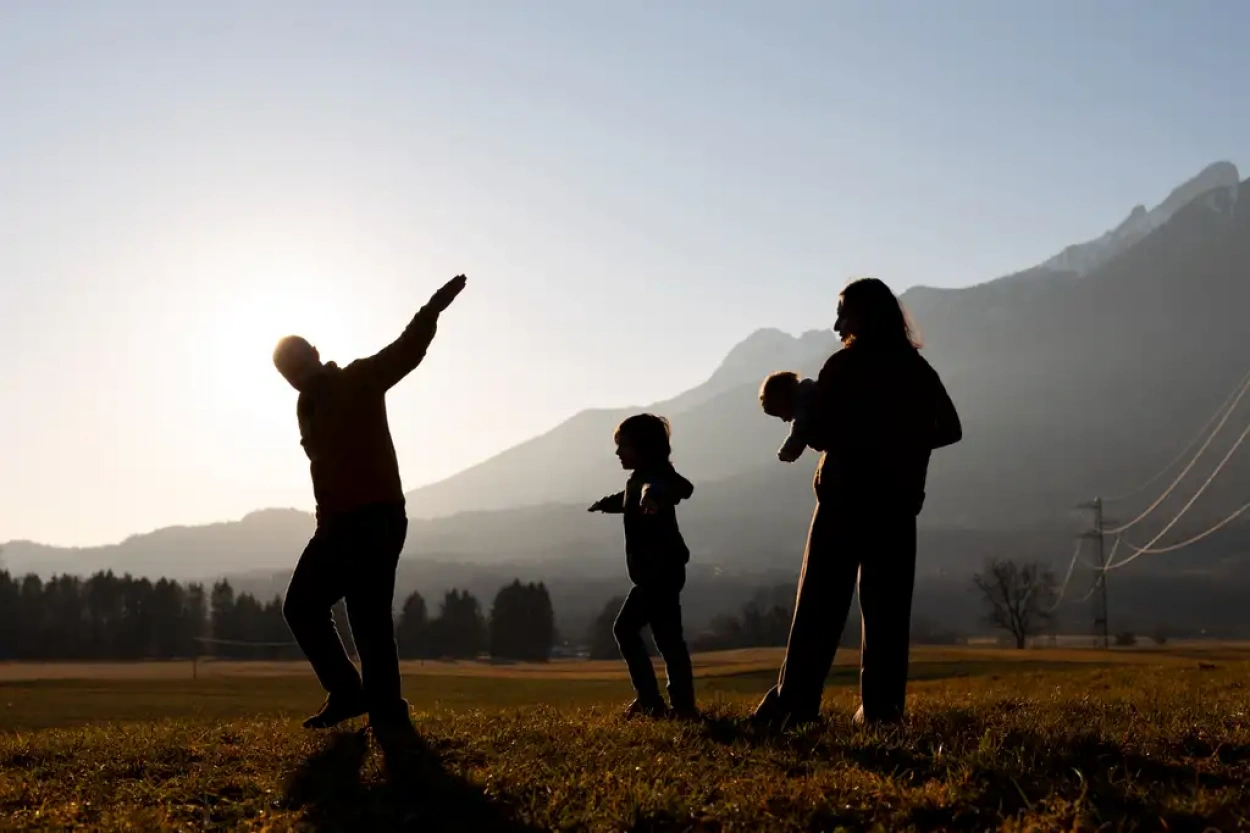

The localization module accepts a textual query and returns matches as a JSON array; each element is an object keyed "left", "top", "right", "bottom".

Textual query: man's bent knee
[
  {"left": 282, "top": 592, "right": 322, "bottom": 628},
  {"left": 612, "top": 619, "right": 638, "bottom": 648}
]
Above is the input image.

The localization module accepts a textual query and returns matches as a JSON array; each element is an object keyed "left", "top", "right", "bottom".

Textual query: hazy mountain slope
[
  {"left": 1, "top": 509, "right": 316, "bottom": 581},
  {"left": 907, "top": 175, "right": 1250, "bottom": 531},
  {"left": 1039, "top": 160, "right": 1239, "bottom": 276},
  {"left": 396, "top": 166, "right": 1249, "bottom": 528},
  {"left": 6, "top": 163, "right": 1249, "bottom": 584},
  {"left": 397, "top": 167, "right": 1250, "bottom": 534},
  {"left": 401, "top": 327, "right": 839, "bottom": 519}
]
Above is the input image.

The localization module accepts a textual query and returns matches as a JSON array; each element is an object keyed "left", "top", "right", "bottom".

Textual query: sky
[{"left": 1, "top": 0, "right": 1247, "bottom": 547}]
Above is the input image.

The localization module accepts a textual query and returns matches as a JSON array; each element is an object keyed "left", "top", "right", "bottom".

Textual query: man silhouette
[{"left": 273, "top": 274, "right": 467, "bottom": 732}]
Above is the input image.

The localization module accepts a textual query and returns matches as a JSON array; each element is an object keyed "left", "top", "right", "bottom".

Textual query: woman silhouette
[{"left": 752, "top": 277, "right": 962, "bottom": 728}]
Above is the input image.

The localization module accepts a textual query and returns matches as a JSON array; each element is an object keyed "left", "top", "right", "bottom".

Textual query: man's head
[
  {"left": 759, "top": 371, "right": 801, "bottom": 422},
  {"left": 273, "top": 335, "right": 323, "bottom": 390}
]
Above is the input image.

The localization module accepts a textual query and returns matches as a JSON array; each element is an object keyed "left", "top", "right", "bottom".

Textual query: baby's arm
[
  {"left": 777, "top": 424, "right": 806, "bottom": 462},
  {"left": 777, "top": 390, "right": 818, "bottom": 462}
]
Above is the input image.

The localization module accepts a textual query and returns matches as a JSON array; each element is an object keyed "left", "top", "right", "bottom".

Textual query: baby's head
[
  {"left": 759, "top": 371, "right": 802, "bottom": 422},
  {"left": 613, "top": 413, "right": 672, "bottom": 470}
]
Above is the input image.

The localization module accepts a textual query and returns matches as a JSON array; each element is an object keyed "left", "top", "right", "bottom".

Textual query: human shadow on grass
[
  {"left": 283, "top": 727, "right": 542, "bottom": 832},
  {"left": 884, "top": 732, "right": 1245, "bottom": 833},
  {"left": 695, "top": 710, "right": 1245, "bottom": 831},
  {"left": 839, "top": 726, "right": 1239, "bottom": 832}
]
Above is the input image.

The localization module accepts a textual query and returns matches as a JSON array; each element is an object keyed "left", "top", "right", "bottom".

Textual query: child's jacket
[{"left": 593, "top": 463, "right": 694, "bottom": 585}]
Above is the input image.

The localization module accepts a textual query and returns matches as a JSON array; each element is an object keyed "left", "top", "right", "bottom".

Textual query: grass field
[{"left": 1, "top": 646, "right": 1248, "bottom": 830}]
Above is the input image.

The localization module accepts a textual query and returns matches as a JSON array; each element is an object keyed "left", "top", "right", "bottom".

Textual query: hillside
[
  {"left": 399, "top": 327, "right": 840, "bottom": 520},
  {"left": 1037, "top": 160, "right": 1240, "bottom": 275},
  {"left": 397, "top": 164, "right": 1250, "bottom": 538},
  {"left": 4, "top": 161, "right": 1250, "bottom": 588}
]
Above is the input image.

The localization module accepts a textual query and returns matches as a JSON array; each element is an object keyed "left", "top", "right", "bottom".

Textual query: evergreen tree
[
  {"left": 183, "top": 583, "right": 209, "bottom": 658},
  {"left": 150, "top": 578, "right": 186, "bottom": 659},
  {"left": 0, "top": 571, "right": 19, "bottom": 660},
  {"left": 429, "top": 589, "right": 484, "bottom": 659},
  {"left": 210, "top": 580, "right": 237, "bottom": 657},
  {"left": 396, "top": 591, "right": 431, "bottom": 659},
  {"left": 588, "top": 596, "right": 626, "bottom": 660},
  {"left": 18, "top": 574, "right": 45, "bottom": 660},
  {"left": 489, "top": 580, "right": 555, "bottom": 661},
  {"left": 85, "top": 572, "right": 120, "bottom": 658}
]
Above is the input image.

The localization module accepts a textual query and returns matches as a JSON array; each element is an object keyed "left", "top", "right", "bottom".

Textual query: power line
[
  {"left": 1090, "top": 499, "right": 1108, "bottom": 647},
  {"left": 1044, "top": 539, "right": 1086, "bottom": 611},
  {"left": 1104, "top": 365, "right": 1250, "bottom": 503},
  {"left": 1104, "top": 419, "right": 1250, "bottom": 571},
  {"left": 1072, "top": 537, "right": 1119, "bottom": 604},
  {"left": 1118, "top": 500, "right": 1250, "bottom": 557},
  {"left": 193, "top": 637, "right": 297, "bottom": 647},
  {"left": 1103, "top": 370, "right": 1250, "bottom": 536}
]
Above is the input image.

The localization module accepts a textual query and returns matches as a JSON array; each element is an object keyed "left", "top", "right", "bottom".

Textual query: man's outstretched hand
[{"left": 428, "top": 274, "right": 468, "bottom": 312}]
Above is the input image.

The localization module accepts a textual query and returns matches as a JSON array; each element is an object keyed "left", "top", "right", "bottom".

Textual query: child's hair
[
  {"left": 758, "top": 371, "right": 800, "bottom": 417},
  {"left": 614, "top": 413, "right": 672, "bottom": 462}
]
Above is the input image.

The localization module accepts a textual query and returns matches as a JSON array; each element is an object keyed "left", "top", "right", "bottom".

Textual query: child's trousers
[{"left": 612, "top": 573, "right": 695, "bottom": 709}]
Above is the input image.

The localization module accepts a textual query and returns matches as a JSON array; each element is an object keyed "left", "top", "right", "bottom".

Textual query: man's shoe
[
  {"left": 668, "top": 703, "right": 701, "bottom": 722},
  {"left": 302, "top": 692, "right": 368, "bottom": 729},
  {"left": 749, "top": 690, "right": 819, "bottom": 732},
  {"left": 747, "top": 688, "right": 785, "bottom": 728},
  {"left": 624, "top": 698, "right": 669, "bottom": 719},
  {"left": 852, "top": 704, "right": 904, "bottom": 728},
  {"left": 370, "top": 715, "right": 421, "bottom": 752}
]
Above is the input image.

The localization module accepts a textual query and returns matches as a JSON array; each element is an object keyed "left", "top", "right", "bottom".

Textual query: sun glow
[{"left": 197, "top": 280, "right": 364, "bottom": 431}]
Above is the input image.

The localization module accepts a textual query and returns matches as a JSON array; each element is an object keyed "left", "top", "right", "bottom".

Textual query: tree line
[
  {"left": 9, "top": 562, "right": 1058, "bottom": 664},
  {"left": 0, "top": 569, "right": 557, "bottom": 662},
  {"left": 1, "top": 563, "right": 970, "bottom": 663}
]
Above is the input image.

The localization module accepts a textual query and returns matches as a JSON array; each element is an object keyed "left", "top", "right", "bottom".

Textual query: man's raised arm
[{"left": 355, "top": 275, "right": 467, "bottom": 392}]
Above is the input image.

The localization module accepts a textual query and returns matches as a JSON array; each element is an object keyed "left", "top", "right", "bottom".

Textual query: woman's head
[
  {"left": 613, "top": 413, "right": 672, "bottom": 469},
  {"left": 834, "top": 277, "right": 921, "bottom": 350}
]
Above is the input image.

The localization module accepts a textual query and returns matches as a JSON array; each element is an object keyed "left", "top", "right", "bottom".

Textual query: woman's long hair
[{"left": 838, "top": 277, "right": 922, "bottom": 350}]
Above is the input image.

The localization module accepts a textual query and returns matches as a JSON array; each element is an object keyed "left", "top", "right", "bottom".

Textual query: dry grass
[
  {"left": 1, "top": 650, "right": 1249, "bottom": 829},
  {"left": 2, "top": 642, "right": 1245, "bottom": 683}
]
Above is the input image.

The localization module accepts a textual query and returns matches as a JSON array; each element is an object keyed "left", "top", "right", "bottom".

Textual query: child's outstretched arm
[
  {"left": 639, "top": 470, "right": 694, "bottom": 512},
  {"left": 588, "top": 491, "right": 626, "bottom": 513}
]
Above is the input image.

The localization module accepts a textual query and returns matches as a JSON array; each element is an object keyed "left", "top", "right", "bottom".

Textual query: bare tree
[{"left": 972, "top": 558, "right": 1058, "bottom": 649}]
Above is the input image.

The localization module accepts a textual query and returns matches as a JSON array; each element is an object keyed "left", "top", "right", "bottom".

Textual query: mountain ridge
[
  {"left": 1038, "top": 160, "right": 1239, "bottom": 277},
  {"left": 4, "top": 161, "right": 1248, "bottom": 585}
]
